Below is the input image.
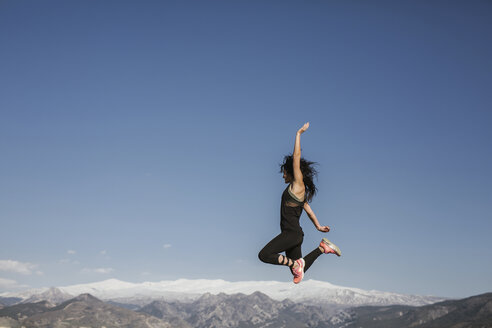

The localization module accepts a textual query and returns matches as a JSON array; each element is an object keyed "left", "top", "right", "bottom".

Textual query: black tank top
[{"left": 280, "top": 184, "right": 305, "bottom": 232}]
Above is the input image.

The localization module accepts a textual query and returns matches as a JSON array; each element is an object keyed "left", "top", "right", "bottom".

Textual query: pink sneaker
[
  {"left": 320, "top": 238, "right": 341, "bottom": 256},
  {"left": 291, "top": 258, "right": 305, "bottom": 284}
]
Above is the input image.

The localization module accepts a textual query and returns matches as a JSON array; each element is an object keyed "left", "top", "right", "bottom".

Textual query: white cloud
[
  {"left": 163, "top": 244, "right": 172, "bottom": 249},
  {"left": 67, "top": 250, "right": 76, "bottom": 255},
  {"left": 82, "top": 267, "right": 114, "bottom": 274},
  {"left": 0, "top": 277, "right": 28, "bottom": 289},
  {"left": 99, "top": 250, "right": 110, "bottom": 260},
  {"left": 59, "top": 259, "right": 80, "bottom": 265},
  {"left": 0, "top": 260, "right": 37, "bottom": 275}
]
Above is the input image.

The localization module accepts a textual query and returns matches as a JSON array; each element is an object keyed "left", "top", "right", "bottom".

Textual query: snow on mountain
[
  {"left": 22, "top": 287, "right": 73, "bottom": 304},
  {"left": 0, "top": 278, "right": 444, "bottom": 307}
]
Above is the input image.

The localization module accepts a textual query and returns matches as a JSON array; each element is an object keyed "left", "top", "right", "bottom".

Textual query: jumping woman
[{"left": 258, "top": 122, "right": 341, "bottom": 284}]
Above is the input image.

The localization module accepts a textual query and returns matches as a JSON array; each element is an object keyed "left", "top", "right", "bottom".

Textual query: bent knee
[{"left": 258, "top": 249, "right": 269, "bottom": 263}]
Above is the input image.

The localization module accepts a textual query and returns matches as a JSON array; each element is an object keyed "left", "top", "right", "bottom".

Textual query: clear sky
[{"left": 1, "top": 0, "right": 491, "bottom": 299}]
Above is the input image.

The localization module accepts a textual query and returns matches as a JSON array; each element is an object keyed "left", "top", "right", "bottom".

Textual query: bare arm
[
  {"left": 303, "top": 202, "right": 330, "bottom": 232},
  {"left": 292, "top": 122, "right": 309, "bottom": 191}
]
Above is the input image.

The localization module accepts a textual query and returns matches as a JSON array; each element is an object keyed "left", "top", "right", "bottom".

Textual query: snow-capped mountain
[
  {"left": 1, "top": 290, "right": 489, "bottom": 328},
  {"left": 0, "top": 278, "right": 444, "bottom": 307}
]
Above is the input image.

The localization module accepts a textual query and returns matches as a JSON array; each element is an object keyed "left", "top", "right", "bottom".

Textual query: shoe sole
[{"left": 322, "top": 238, "right": 341, "bottom": 256}]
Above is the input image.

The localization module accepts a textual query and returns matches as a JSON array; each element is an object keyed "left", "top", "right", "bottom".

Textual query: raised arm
[
  {"left": 292, "top": 122, "right": 309, "bottom": 188},
  {"left": 303, "top": 202, "right": 330, "bottom": 232}
]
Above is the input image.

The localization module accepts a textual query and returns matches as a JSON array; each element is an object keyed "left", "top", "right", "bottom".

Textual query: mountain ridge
[
  {"left": 0, "top": 293, "right": 173, "bottom": 328},
  {"left": 0, "top": 278, "right": 445, "bottom": 308},
  {"left": 332, "top": 292, "right": 492, "bottom": 328},
  {"left": 0, "top": 291, "right": 490, "bottom": 328}
]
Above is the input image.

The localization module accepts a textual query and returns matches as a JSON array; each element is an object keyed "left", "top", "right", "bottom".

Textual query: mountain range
[
  {"left": 0, "top": 290, "right": 491, "bottom": 328},
  {"left": 0, "top": 278, "right": 444, "bottom": 308},
  {"left": 0, "top": 293, "right": 171, "bottom": 328},
  {"left": 330, "top": 292, "right": 492, "bottom": 328}
]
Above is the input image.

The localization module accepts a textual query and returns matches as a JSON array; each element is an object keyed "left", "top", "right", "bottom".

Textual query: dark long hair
[{"left": 279, "top": 155, "right": 318, "bottom": 203}]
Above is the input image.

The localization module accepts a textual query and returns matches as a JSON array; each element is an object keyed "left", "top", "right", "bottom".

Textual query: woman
[{"left": 258, "top": 122, "right": 341, "bottom": 284}]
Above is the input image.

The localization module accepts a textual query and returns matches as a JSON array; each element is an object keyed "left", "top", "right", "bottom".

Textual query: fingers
[{"left": 298, "top": 122, "right": 310, "bottom": 133}]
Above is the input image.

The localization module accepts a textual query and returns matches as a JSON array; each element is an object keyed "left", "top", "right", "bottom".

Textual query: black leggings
[{"left": 258, "top": 230, "right": 322, "bottom": 273}]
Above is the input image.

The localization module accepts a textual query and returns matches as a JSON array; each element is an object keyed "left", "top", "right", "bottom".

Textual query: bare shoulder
[{"left": 290, "top": 182, "right": 305, "bottom": 200}]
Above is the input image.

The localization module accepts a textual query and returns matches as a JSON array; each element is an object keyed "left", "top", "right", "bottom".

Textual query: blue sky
[{"left": 0, "top": 0, "right": 491, "bottom": 299}]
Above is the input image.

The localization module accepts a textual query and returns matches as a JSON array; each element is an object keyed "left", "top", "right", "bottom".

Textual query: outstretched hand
[
  {"left": 297, "top": 122, "right": 310, "bottom": 134},
  {"left": 317, "top": 225, "right": 330, "bottom": 232}
]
